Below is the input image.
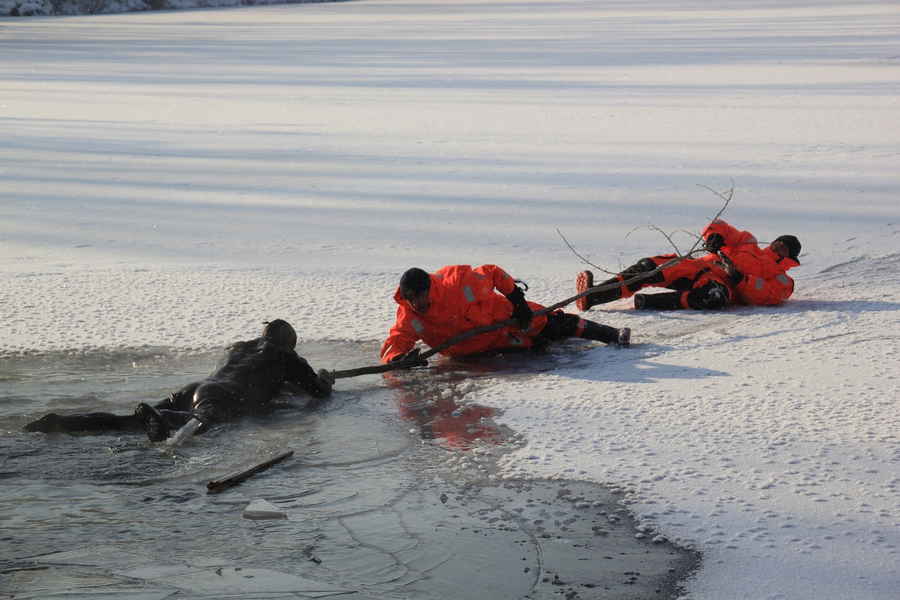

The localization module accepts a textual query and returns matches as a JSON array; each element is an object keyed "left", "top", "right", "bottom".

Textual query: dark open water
[{"left": 0, "top": 342, "right": 698, "bottom": 599}]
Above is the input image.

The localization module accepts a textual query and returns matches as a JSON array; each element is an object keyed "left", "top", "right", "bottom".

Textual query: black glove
[
  {"left": 505, "top": 285, "right": 533, "bottom": 330},
  {"left": 316, "top": 368, "right": 334, "bottom": 395},
  {"left": 717, "top": 254, "right": 743, "bottom": 285},
  {"left": 705, "top": 233, "right": 725, "bottom": 254},
  {"left": 391, "top": 348, "right": 428, "bottom": 367}
]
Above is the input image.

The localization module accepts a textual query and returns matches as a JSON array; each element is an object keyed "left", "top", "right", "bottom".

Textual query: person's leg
[
  {"left": 190, "top": 382, "right": 241, "bottom": 424},
  {"left": 536, "top": 311, "right": 630, "bottom": 347},
  {"left": 136, "top": 403, "right": 208, "bottom": 442},
  {"left": 134, "top": 404, "right": 170, "bottom": 442},
  {"left": 635, "top": 279, "right": 731, "bottom": 311},
  {"left": 136, "top": 381, "right": 234, "bottom": 443},
  {"left": 576, "top": 256, "right": 674, "bottom": 310},
  {"left": 627, "top": 257, "right": 729, "bottom": 312},
  {"left": 634, "top": 291, "right": 682, "bottom": 310},
  {"left": 132, "top": 382, "right": 204, "bottom": 442},
  {"left": 24, "top": 411, "right": 142, "bottom": 434}
]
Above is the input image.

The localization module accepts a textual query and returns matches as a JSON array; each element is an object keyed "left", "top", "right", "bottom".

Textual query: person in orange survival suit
[
  {"left": 699, "top": 219, "right": 800, "bottom": 306},
  {"left": 380, "top": 264, "right": 631, "bottom": 365},
  {"left": 574, "top": 220, "right": 801, "bottom": 311}
]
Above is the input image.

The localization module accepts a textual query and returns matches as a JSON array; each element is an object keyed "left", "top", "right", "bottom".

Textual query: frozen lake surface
[
  {"left": 2, "top": 342, "right": 697, "bottom": 599},
  {"left": 2, "top": 1, "right": 898, "bottom": 597}
]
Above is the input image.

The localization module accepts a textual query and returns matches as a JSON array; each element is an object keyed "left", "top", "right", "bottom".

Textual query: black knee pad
[{"left": 686, "top": 282, "right": 729, "bottom": 310}]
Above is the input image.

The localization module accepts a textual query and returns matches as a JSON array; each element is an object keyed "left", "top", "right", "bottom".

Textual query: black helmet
[
  {"left": 262, "top": 319, "right": 297, "bottom": 350},
  {"left": 774, "top": 235, "right": 801, "bottom": 261},
  {"left": 399, "top": 267, "right": 430, "bottom": 298}
]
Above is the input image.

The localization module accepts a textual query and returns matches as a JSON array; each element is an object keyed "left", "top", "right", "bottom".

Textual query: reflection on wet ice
[{"left": 384, "top": 366, "right": 514, "bottom": 452}]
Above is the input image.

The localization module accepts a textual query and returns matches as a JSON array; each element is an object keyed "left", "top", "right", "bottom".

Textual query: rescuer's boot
[{"left": 634, "top": 292, "right": 682, "bottom": 310}]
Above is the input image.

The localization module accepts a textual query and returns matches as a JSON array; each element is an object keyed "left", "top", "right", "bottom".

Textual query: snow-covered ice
[{"left": 2, "top": 1, "right": 899, "bottom": 598}]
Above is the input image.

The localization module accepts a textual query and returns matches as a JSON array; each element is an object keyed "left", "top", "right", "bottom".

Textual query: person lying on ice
[
  {"left": 380, "top": 264, "right": 631, "bottom": 366},
  {"left": 575, "top": 219, "right": 801, "bottom": 311},
  {"left": 24, "top": 319, "right": 333, "bottom": 443}
]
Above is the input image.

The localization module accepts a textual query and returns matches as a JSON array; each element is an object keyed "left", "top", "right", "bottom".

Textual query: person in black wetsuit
[{"left": 23, "top": 319, "right": 333, "bottom": 442}]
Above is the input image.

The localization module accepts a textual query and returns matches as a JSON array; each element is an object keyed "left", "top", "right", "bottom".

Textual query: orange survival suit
[
  {"left": 577, "top": 219, "right": 799, "bottom": 311},
  {"left": 380, "top": 264, "right": 549, "bottom": 363},
  {"left": 700, "top": 219, "right": 799, "bottom": 305}
]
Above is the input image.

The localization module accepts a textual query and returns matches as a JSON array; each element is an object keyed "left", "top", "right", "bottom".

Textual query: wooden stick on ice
[{"left": 206, "top": 450, "right": 295, "bottom": 494}]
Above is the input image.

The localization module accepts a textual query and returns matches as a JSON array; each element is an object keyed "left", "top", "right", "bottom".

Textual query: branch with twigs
[
  {"left": 648, "top": 224, "right": 685, "bottom": 255},
  {"left": 556, "top": 228, "right": 614, "bottom": 275},
  {"left": 692, "top": 182, "right": 733, "bottom": 253},
  {"left": 560, "top": 181, "right": 734, "bottom": 278},
  {"left": 624, "top": 224, "right": 687, "bottom": 256}
]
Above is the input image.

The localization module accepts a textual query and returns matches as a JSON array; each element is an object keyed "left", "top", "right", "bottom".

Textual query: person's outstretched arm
[
  {"left": 380, "top": 304, "right": 422, "bottom": 363},
  {"left": 285, "top": 352, "right": 333, "bottom": 399}
]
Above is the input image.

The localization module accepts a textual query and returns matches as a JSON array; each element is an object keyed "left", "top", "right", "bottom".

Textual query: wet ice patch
[
  {"left": 4, "top": 344, "right": 698, "bottom": 599},
  {"left": 123, "top": 565, "right": 353, "bottom": 596}
]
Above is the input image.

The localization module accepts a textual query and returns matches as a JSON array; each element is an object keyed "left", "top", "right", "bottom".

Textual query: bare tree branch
[
  {"left": 556, "top": 228, "right": 618, "bottom": 275},
  {"left": 648, "top": 224, "right": 683, "bottom": 255},
  {"left": 676, "top": 228, "right": 704, "bottom": 243},
  {"left": 692, "top": 181, "right": 734, "bottom": 254}
]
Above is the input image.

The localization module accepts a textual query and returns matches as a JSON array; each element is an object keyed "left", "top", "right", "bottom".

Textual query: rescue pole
[{"left": 330, "top": 253, "right": 694, "bottom": 380}]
